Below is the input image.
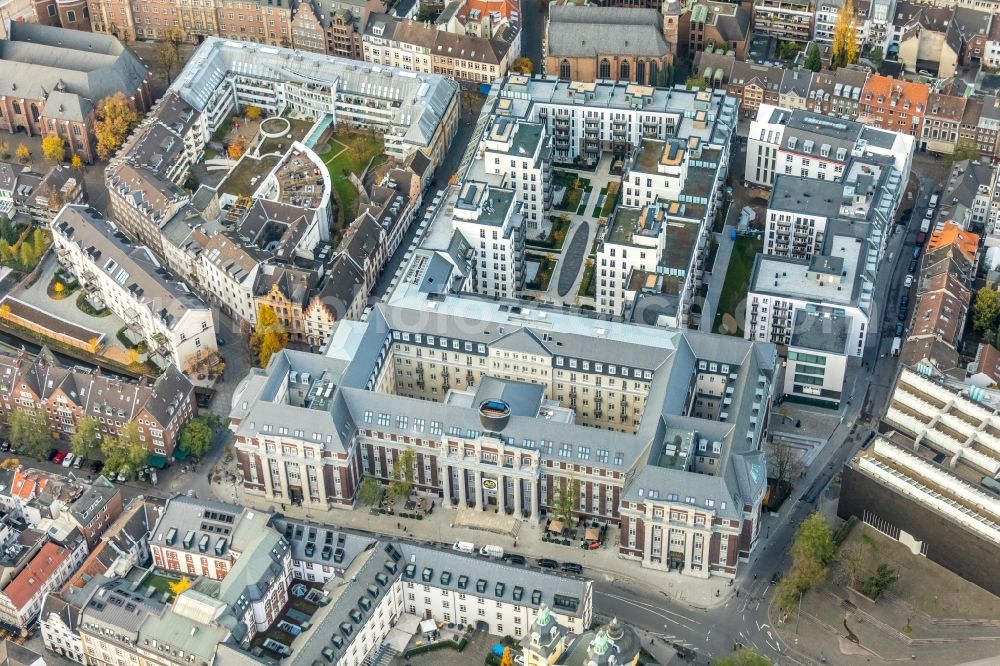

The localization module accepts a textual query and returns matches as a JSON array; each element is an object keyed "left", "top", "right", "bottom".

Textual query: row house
[
  {"left": 0, "top": 542, "right": 74, "bottom": 632},
  {"left": 858, "top": 74, "right": 928, "bottom": 138},
  {"left": 922, "top": 92, "right": 967, "bottom": 154},
  {"left": 909, "top": 225, "right": 975, "bottom": 351},
  {"left": 0, "top": 162, "right": 87, "bottom": 221},
  {"left": 86, "top": 0, "right": 294, "bottom": 44},
  {"left": 0, "top": 347, "right": 197, "bottom": 459},
  {"left": 693, "top": 51, "right": 782, "bottom": 119}
]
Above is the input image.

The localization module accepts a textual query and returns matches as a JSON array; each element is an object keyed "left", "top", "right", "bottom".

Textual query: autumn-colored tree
[
  {"left": 0, "top": 458, "right": 20, "bottom": 470},
  {"left": 94, "top": 93, "right": 142, "bottom": 160},
  {"left": 70, "top": 415, "right": 103, "bottom": 459},
  {"left": 71, "top": 154, "right": 84, "bottom": 170},
  {"left": 15, "top": 143, "right": 30, "bottom": 165},
  {"left": 831, "top": 0, "right": 858, "bottom": 68},
  {"left": 42, "top": 135, "right": 66, "bottom": 162},
  {"left": 168, "top": 576, "right": 192, "bottom": 595},
  {"left": 227, "top": 137, "right": 248, "bottom": 160},
  {"left": 154, "top": 42, "right": 180, "bottom": 86},
  {"left": 500, "top": 647, "right": 513, "bottom": 666},
  {"left": 250, "top": 303, "right": 288, "bottom": 367},
  {"left": 244, "top": 105, "right": 262, "bottom": 121},
  {"left": 511, "top": 57, "right": 533, "bottom": 75}
]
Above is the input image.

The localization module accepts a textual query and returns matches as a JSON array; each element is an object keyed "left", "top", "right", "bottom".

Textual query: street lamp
[{"left": 795, "top": 589, "right": 803, "bottom": 635}]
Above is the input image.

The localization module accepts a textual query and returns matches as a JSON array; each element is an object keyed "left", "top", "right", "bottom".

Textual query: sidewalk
[{"left": 213, "top": 475, "right": 735, "bottom": 610}]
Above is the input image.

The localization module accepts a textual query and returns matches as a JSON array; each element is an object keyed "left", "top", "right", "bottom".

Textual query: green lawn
[
  {"left": 319, "top": 132, "right": 386, "bottom": 222},
  {"left": 525, "top": 253, "right": 557, "bottom": 291},
  {"left": 713, "top": 235, "right": 762, "bottom": 335},
  {"left": 141, "top": 571, "right": 182, "bottom": 599},
  {"left": 579, "top": 259, "right": 595, "bottom": 298}
]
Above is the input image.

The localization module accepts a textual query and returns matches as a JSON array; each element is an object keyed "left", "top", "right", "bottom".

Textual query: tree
[
  {"left": 9, "top": 409, "right": 52, "bottom": 459},
  {"left": 70, "top": 416, "right": 103, "bottom": 459},
  {"left": 869, "top": 45, "right": 884, "bottom": 68},
  {"left": 94, "top": 93, "right": 142, "bottom": 160},
  {"left": 71, "top": 154, "right": 84, "bottom": 171},
  {"left": 168, "top": 576, "right": 192, "bottom": 596},
  {"left": 244, "top": 105, "right": 262, "bottom": 121},
  {"left": 766, "top": 440, "right": 804, "bottom": 498},
  {"left": 831, "top": 0, "right": 858, "bottom": 68},
  {"left": 388, "top": 447, "right": 416, "bottom": 500},
  {"left": 227, "top": 137, "right": 248, "bottom": 160},
  {"left": 101, "top": 422, "right": 147, "bottom": 473},
  {"left": 685, "top": 75, "right": 709, "bottom": 91},
  {"left": 792, "top": 513, "right": 835, "bottom": 569},
  {"left": 154, "top": 41, "right": 181, "bottom": 86},
  {"left": 250, "top": 303, "right": 289, "bottom": 367},
  {"left": 15, "top": 143, "right": 30, "bottom": 165},
  {"left": 42, "top": 135, "right": 66, "bottom": 162},
  {"left": 179, "top": 414, "right": 218, "bottom": 457},
  {"left": 713, "top": 648, "right": 772, "bottom": 666},
  {"left": 358, "top": 476, "right": 383, "bottom": 506},
  {"left": 860, "top": 563, "right": 899, "bottom": 600},
  {"left": 0, "top": 457, "right": 20, "bottom": 470},
  {"left": 164, "top": 26, "right": 186, "bottom": 49},
  {"left": 551, "top": 476, "right": 580, "bottom": 528},
  {"left": 973, "top": 288, "right": 1000, "bottom": 337},
  {"left": 951, "top": 138, "right": 981, "bottom": 164},
  {"left": 511, "top": 57, "right": 534, "bottom": 75},
  {"left": 500, "top": 647, "right": 513, "bottom": 666},
  {"left": 804, "top": 43, "right": 822, "bottom": 72},
  {"left": 778, "top": 40, "right": 802, "bottom": 62}
]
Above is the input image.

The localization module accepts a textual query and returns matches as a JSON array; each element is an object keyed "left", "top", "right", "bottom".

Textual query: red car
[{"left": 53, "top": 450, "right": 67, "bottom": 465}]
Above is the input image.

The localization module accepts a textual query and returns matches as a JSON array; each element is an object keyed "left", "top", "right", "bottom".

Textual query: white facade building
[
  {"left": 477, "top": 119, "right": 552, "bottom": 231},
  {"left": 450, "top": 181, "right": 525, "bottom": 298},
  {"left": 747, "top": 104, "right": 914, "bottom": 189},
  {"left": 51, "top": 206, "right": 218, "bottom": 373}
]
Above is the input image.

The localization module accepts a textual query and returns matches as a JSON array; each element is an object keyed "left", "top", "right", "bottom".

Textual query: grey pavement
[
  {"left": 700, "top": 217, "right": 735, "bottom": 333},
  {"left": 556, "top": 221, "right": 589, "bottom": 296}
]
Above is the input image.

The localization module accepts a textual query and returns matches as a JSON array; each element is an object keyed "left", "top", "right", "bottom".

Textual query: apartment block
[
  {"left": 752, "top": 0, "right": 814, "bottom": 42},
  {"left": 0, "top": 162, "right": 88, "bottom": 221},
  {"left": 746, "top": 103, "right": 914, "bottom": 189},
  {"left": 0, "top": 542, "right": 74, "bottom": 631},
  {"left": 363, "top": 12, "right": 517, "bottom": 83},
  {"left": 0, "top": 348, "right": 196, "bottom": 458},
  {"left": 474, "top": 118, "right": 552, "bottom": 231},
  {"left": 858, "top": 74, "right": 928, "bottom": 138}
]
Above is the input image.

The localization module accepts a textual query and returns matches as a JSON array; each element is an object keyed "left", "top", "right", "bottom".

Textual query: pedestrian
[{"left": 397, "top": 522, "right": 400, "bottom": 529}]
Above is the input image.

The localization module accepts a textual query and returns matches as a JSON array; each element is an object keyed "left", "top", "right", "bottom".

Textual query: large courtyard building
[{"left": 229, "top": 261, "right": 778, "bottom": 579}]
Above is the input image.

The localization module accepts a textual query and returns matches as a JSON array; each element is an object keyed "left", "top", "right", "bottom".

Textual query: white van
[
  {"left": 452, "top": 541, "right": 475, "bottom": 553},
  {"left": 479, "top": 544, "right": 504, "bottom": 559},
  {"left": 929, "top": 194, "right": 939, "bottom": 208}
]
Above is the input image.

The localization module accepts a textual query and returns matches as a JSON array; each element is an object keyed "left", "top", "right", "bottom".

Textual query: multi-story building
[
  {"left": 746, "top": 103, "right": 914, "bottom": 189},
  {"left": 0, "top": 162, "right": 88, "bottom": 221},
  {"left": 921, "top": 93, "right": 967, "bottom": 155},
  {"left": 802, "top": 67, "right": 869, "bottom": 119},
  {"left": 858, "top": 74, "right": 928, "bottom": 139},
  {"left": 0, "top": 542, "right": 74, "bottom": 631},
  {"left": 0, "top": 348, "right": 197, "bottom": 458},
  {"left": 51, "top": 206, "right": 219, "bottom": 375},
  {"left": 291, "top": 0, "right": 373, "bottom": 58},
  {"left": 40, "top": 573, "right": 106, "bottom": 664},
  {"left": 474, "top": 118, "right": 551, "bottom": 231},
  {"left": 839, "top": 368, "right": 1000, "bottom": 595},
  {"left": 230, "top": 268, "right": 777, "bottom": 579},
  {"left": 752, "top": 0, "right": 814, "bottom": 42},
  {"left": 684, "top": 0, "right": 753, "bottom": 59},
  {"left": 362, "top": 12, "right": 517, "bottom": 84},
  {"left": 692, "top": 52, "right": 783, "bottom": 119},
  {"left": 0, "top": 23, "right": 151, "bottom": 163},
  {"left": 814, "top": 0, "right": 896, "bottom": 50},
  {"left": 937, "top": 159, "right": 1000, "bottom": 237},
  {"left": 544, "top": 6, "right": 674, "bottom": 85}
]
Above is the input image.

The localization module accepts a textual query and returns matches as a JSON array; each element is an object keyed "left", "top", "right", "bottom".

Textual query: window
[
  {"left": 619, "top": 60, "right": 630, "bottom": 81},
  {"left": 559, "top": 60, "right": 570, "bottom": 79},
  {"left": 599, "top": 59, "right": 611, "bottom": 79}
]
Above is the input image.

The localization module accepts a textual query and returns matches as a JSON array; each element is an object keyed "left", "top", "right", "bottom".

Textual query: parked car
[
  {"left": 216, "top": 335, "right": 226, "bottom": 346},
  {"left": 909, "top": 259, "right": 918, "bottom": 273},
  {"left": 47, "top": 448, "right": 59, "bottom": 461},
  {"left": 74, "top": 456, "right": 85, "bottom": 469},
  {"left": 53, "top": 450, "right": 67, "bottom": 465},
  {"left": 62, "top": 452, "right": 75, "bottom": 468},
  {"left": 90, "top": 460, "right": 104, "bottom": 474},
  {"left": 0, "top": 440, "right": 9, "bottom": 452},
  {"left": 895, "top": 322, "right": 905, "bottom": 337},
  {"left": 502, "top": 554, "right": 526, "bottom": 565},
  {"left": 898, "top": 310, "right": 908, "bottom": 322},
  {"left": 912, "top": 247, "right": 921, "bottom": 259},
  {"left": 560, "top": 562, "right": 583, "bottom": 574},
  {"left": 537, "top": 558, "right": 558, "bottom": 569},
  {"left": 904, "top": 274, "right": 913, "bottom": 288},
  {"left": 900, "top": 295, "right": 909, "bottom": 308}
]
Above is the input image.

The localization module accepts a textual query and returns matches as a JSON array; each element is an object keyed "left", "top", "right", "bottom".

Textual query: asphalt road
[{"left": 519, "top": 0, "right": 544, "bottom": 70}]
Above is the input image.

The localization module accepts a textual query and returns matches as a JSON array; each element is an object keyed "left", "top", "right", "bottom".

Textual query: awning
[
  {"left": 419, "top": 619, "right": 437, "bottom": 634},
  {"left": 147, "top": 454, "right": 168, "bottom": 469},
  {"left": 548, "top": 520, "right": 564, "bottom": 534},
  {"left": 172, "top": 447, "right": 189, "bottom": 461},
  {"left": 584, "top": 527, "right": 600, "bottom": 541}
]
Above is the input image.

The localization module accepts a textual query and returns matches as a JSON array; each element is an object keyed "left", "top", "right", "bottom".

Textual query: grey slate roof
[
  {"left": 0, "top": 23, "right": 147, "bottom": 122},
  {"left": 547, "top": 7, "right": 671, "bottom": 58}
]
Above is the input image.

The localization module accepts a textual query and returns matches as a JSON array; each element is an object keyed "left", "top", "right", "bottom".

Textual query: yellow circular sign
[{"left": 482, "top": 478, "right": 498, "bottom": 490}]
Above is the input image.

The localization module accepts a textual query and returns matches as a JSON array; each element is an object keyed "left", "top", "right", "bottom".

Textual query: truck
[
  {"left": 452, "top": 541, "right": 475, "bottom": 554},
  {"left": 479, "top": 544, "right": 504, "bottom": 559},
  {"left": 891, "top": 337, "right": 902, "bottom": 356}
]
